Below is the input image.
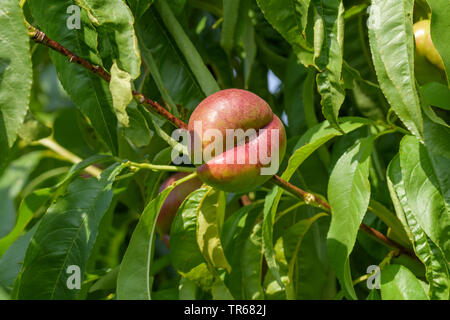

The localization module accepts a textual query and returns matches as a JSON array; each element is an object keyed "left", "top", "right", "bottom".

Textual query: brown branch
[
  {"left": 29, "top": 27, "right": 111, "bottom": 82},
  {"left": 271, "top": 174, "right": 330, "bottom": 210},
  {"left": 28, "top": 25, "right": 416, "bottom": 259},
  {"left": 28, "top": 26, "right": 188, "bottom": 130},
  {"left": 359, "top": 224, "right": 416, "bottom": 259}
]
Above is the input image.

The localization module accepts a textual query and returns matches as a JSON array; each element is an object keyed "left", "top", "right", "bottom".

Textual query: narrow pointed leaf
[
  {"left": 196, "top": 188, "right": 231, "bottom": 273},
  {"left": 387, "top": 155, "right": 450, "bottom": 300},
  {"left": 109, "top": 62, "right": 132, "bottom": 127},
  {"left": 367, "top": 0, "right": 423, "bottom": 140},
  {"left": 170, "top": 188, "right": 216, "bottom": 290},
  {"left": 327, "top": 136, "right": 375, "bottom": 299},
  {"left": 0, "top": 0, "right": 33, "bottom": 164},
  {"left": 117, "top": 172, "right": 198, "bottom": 299},
  {"left": 312, "top": 0, "right": 346, "bottom": 131},
  {"left": 14, "top": 164, "right": 125, "bottom": 299},
  {"left": 381, "top": 264, "right": 429, "bottom": 300},
  {"left": 277, "top": 213, "right": 327, "bottom": 299},
  {"left": 256, "top": 0, "right": 314, "bottom": 66},
  {"left": 241, "top": 222, "right": 264, "bottom": 300},
  {"left": 399, "top": 136, "right": 450, "bottom": 261},
  {"left": 428, "top": 0, "right": 450, "bottom": 85},
  {"left": 126, "top": 0, "right": 154, "bottom": 20},
  {"left": 0, "top": 223, "right": 39, "bottom": 293},
  {"left": 154, "top": 0, "right": 220, "bottom": 96},
  {"left": 136, "top": 7, "right": 205, "bottom": 112}
]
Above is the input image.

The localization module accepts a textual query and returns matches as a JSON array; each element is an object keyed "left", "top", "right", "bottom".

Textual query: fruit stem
[
  {"left": 171, "top": 171, "right": 199, "bottom": 187},
  {"left": 127, "top": 161, "right": 196, "bottom": 173}
]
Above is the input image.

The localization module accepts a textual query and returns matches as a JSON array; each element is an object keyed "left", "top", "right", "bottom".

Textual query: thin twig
[
  {"left": 271, "top": 175, "right": 330, "bottom": 210},
  {"left": 28, "top": 26, "right": 188, "bottom": 130}
]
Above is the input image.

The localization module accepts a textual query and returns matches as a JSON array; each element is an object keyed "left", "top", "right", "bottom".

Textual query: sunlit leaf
[
  {"left": 0, "top": 0, "right": 33, "bottom": 164},
  {"left": 327, "top": 136, "right": 375, "bottom": 300},
  {"left": 381, "top": 264, "right": 429, "bottom": 300},
  {"left": 368, "top": 0, "right": 423, "bottom": 141}
]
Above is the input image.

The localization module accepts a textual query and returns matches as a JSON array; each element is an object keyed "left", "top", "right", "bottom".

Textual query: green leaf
[
  {"left": 14, "top": 163, "right": 126, "bottom": 299},
  {"left": 276, "top": 213, "right": 327, "bottom": 299},
  {"left": 0, "top": 188, "right": 52, "bottom": 257},
  {"left": 136, "top": 7, "right": 205, "bottom": 112},
  {"left": 241, "top": 222, "right": 264, "bottom": 300},
  {"left": 0, "top": 286, "right": 8, "bottom": 300},
  {"left": 109, "top": 62, "right": 132, "bottom": 127},
  {"left": 341, "top": 61, "right": 385, "bottom": 121},
  {"left": 293, "top": 209, "right": 334, "bottom": 300},
  {"left": 0, "top": 223, "right": 39, "bottom": 293},
  {"left": 0, "top": 151, "right": 42, "bottom": 239},
  {"left": 0, "top": 154, "right": 113, "bottom": 256},
  {"left": 18, "top": 115, "right": 52, "bottom": 143},
  {"left": 126, "top": 0, "right": 154, "bottom": 20},
  {"left": 154, "top": 0, "right": 220, "bottom": 96},
  {"left": 222, "top": 203, "right": 262, "bottom": 299},
  {"left": 241, "top": 5, "right": 256, "bottom": 87},
  {"left": 170, "top": 188, "right": 215, "bottom": 290},
  {"left": 0, "top": 0, "right": 33, "bottom": 164},
  {"left": 256, "top": 0, "right": 314, "bottom": 66},
  {"left": 420, "top": 82, "right": 450, "bottom": 110},
  {"left": 302, "top": 68, "right": 318, "bottom": 128},
  {"left": 197, "top": 188, "right": 231, "bottom": 272},
  {"left": 89, "top": 266, "right": 119, "bottom": 293},
  {"left": 283, "top": 117, "right": 370, "bottom": 181},
  {"left": 399, "top": 136, "right": 450, "bottom": 261},
  {"left": 117, "top": 172, "right": 198, "bottom": 299},
  {"left": 76, "top": 0, "right": 141, "bottom": 79},
  {"left": 196, "top": 188, "right": 231, "bottom": 273},
  {"left": 423, "top": 111, "right": 450, "bottom": 162},
  {"left": 220, "top": 0, "right": 240, "bottom": 52},
  {"left": 28, "top": 0, "right": 119, "bottom": 154},
  {"left": 428, "top": 0, "right": 450, "bottom": 85},
  {"left": 120, "top": 102, "right": 151, "bottom": 147},
  {"left": 387, "top": 155, "right": 450, "bottom": 300},
  {"left": 381, "top": 264, "right": 429, "bottom": 300},
  {"left": 367, "top": 0, "right": 423, "bottom": 141},
  {"left": 283, "top": 56, "right": 309, "bottom": 135},
  {"left": 170, "top": 187, "right": 232, "bottom": 296},
  {"left": 178, "top": 277, "right": 197, "bottom": 300},
  {"left": 262, "top": 188, "right": 286, "bottom": 288},
  {"left": 366, "top": 289, "right": 380, "bottom": 300},
  {"left": 312, "top": 0, "right": 346, "bottom": 132},
  {"left": 327, "top": 136, "right": 375, "bottom": 300},
  {"left": 211, "top": 280, "right": 234, "bottom": 300},
  {"left": 136, "top": 31, "right": 177, "bottom": 116}
]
